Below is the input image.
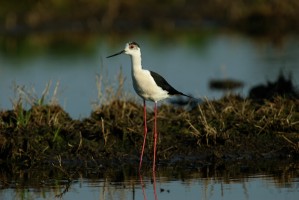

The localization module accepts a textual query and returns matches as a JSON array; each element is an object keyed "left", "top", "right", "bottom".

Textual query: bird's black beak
[{"left": 106, "top": 50, "right": 125, "bottom": 58}]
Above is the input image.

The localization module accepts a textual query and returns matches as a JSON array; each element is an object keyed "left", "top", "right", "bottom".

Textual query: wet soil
[{"left": 0, "top": 95, "right": 298, "bottom": 171}]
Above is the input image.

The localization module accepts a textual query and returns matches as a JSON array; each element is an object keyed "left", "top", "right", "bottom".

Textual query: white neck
[{"left": 130, "top": 53, "right": 142, "bottom": 72}]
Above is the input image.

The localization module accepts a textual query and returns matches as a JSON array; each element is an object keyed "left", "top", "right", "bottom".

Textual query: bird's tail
[{"left": 178, "top": 92, "right": 199, "bottom": 100}]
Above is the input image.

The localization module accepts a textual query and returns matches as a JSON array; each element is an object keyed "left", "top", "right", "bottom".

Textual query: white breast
[{"left": 132, "top": 69, "right": 169, "bottom": 102}]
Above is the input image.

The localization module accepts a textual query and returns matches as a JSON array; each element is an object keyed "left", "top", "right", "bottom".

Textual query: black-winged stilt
[{"left": 107, "top": 42, "right": 193, "bottom": 171}]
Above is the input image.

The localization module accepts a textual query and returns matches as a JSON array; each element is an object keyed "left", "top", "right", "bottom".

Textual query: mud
[{"left": 0, "top": 94, "right": 298, "bottom": 171}]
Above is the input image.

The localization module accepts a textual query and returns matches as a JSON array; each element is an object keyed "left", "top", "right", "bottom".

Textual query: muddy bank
[{"left": 0, "top": 94, "right": 298, "bottom": 170}]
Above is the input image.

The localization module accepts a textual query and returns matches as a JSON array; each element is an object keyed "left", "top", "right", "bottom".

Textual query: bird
[{"left": 107, "top": 42, "right": 193, "bottom": 172}]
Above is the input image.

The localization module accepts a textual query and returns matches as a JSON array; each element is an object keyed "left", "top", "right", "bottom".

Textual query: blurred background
[{"left": 0, "top": 0, "right": 299, "bottom": 118}]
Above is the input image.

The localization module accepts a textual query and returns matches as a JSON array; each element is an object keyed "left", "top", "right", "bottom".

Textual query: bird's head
[{"left": 107, "top": 42, "right": 141, "bottom": 58}]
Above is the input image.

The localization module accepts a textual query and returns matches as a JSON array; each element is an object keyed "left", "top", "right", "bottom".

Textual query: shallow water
[
  {"left": 0, "top": 32, "right": 299, "bottom": 118},
  {"left": 1, "top": 161, "right": 299, "bottom": 200}
]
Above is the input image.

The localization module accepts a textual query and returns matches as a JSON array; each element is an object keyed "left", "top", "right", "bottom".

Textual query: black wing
[{"left": 150, "top": 71, "right": 185, "bottom": 96}]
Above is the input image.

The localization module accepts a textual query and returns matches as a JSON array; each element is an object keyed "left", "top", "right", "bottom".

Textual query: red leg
[
  {"left": 153, "top": 101, "right": 158, "bottom": 172},
  {"left": 139, "top": 99, "right": 147, "bottom": 171}
]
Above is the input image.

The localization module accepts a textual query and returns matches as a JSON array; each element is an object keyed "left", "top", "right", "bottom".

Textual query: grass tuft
[{"left": 0, "top": 76, "right": 299, "bottom": 168}]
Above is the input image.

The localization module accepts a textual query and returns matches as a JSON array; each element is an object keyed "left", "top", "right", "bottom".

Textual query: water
[
  {"left": 1, "top": 162, "right": 299, "bottom": 200},
  {"left": 1, "top": 32, "right": 299, "bottom": 119}
]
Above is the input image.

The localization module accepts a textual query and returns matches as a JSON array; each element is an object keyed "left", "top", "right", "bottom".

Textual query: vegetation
[
  {"left": 0, "top": 78, "right": 298, "bottom": 169},
  {"left": 1, "top": 0, "right": 299, "bottom": 35}
]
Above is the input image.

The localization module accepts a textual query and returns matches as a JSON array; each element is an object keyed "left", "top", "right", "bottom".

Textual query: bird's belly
[{"left": 132, "top": 73, "right": 169, "bottom": 102}]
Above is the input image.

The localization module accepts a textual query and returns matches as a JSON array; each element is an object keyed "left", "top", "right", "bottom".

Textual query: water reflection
[
  {"left": 0, "top": 160, "right": 298, "bottom": 200},
  {"left": 139, "top": 173, "right": 147, "bottom": 200},
  {"left": 138, "top": 170, "right": 158, "bottom": 200},
  {"left": 152, "top": 170, "right": 158, "bottom": 200}
]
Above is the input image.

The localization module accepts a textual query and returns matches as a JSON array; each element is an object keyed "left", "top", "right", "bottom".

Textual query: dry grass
[
  {"left": 0, "top": 78, "right": 299, "bottom": 168},
  {"left": 192, "top": 96, "right": 299, "bottom": 141}
]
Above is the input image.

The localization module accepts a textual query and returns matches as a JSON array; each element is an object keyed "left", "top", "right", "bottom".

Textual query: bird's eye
[{"left": 129, "top": 45, "right": 134, "bottom": 49}]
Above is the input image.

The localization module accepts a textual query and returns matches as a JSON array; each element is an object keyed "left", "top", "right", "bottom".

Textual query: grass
[
  {"left": 0, "top": 72, "right": 299, "bottom": 170},
  {"left": 1, "top": 0, "right": 299, "bottom": 35}
]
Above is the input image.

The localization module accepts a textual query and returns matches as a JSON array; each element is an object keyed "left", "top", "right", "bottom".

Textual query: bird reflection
[
  {"left": 153, "top": 170, "right": 158, "bottom": 200},
  {"left": 139, "top": 172, "right": 147, "bottom": 200},
  {"left": 139, "top": 171, "right": 158, "bottom": 200}
]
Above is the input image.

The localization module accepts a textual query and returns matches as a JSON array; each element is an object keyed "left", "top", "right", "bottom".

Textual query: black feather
[{"left": 150, "top": 71, "right": 190, "bottom": 97}]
